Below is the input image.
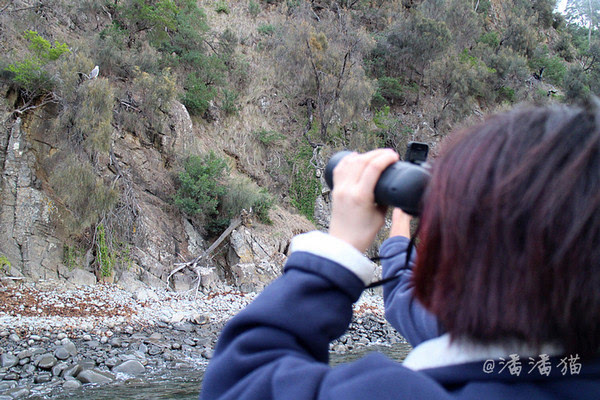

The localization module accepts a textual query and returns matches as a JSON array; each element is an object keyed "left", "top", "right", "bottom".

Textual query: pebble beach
[{"left": 0, "top": 280, "right": 407, "bottom": 399}]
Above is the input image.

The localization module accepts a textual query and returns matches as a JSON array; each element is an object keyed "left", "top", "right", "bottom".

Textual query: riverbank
[{"left": 0, "top": 280, "right": 407, "bottom": 399}]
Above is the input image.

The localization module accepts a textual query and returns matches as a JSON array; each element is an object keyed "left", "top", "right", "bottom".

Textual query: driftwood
[{"left": 168, "top": 217, "right": 242, "bottom": 298}]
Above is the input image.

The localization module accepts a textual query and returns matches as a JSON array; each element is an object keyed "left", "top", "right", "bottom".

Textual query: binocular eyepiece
[{"left": 324, "top": 143, "right": 431, "bottom": 216}]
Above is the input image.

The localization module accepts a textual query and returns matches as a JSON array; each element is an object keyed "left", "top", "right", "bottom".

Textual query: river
[{"left": 48, "top": 343, "right": 413, "bottom": 399}]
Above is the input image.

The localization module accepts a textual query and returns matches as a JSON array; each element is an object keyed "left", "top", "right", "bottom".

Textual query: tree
[
  {"left": 371, "top": 12, "right": 451, "bottom": 81},
  {"left": 7, "top": 30, "right": 70, "bottom": 100},
  {"left": 274, "top": 5, "right": 374, "bottom": 140},
  {"left": 566, "top": 0, "right": 600, "bottom": 47}
]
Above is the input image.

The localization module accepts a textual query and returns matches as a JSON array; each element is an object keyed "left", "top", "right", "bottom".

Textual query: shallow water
[{"left": 49, "top": 343, "right": 413, "bottom": 400}]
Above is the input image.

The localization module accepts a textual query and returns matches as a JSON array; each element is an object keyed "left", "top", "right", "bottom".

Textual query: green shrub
[
  {"left": 222, "top": 177, "right": 273, "bottom": 224},
  {"left": 127, "top": 69, "right": 177, "bottom": 134},
  {"left": 563, "top": 65, "right": 590, "bottom": 102},
  {"left": 49, "top": 156, "right": 118, "bottom": 235},
  {"left": 248, "top": 0, "right": 261, "bottom": 17},
  {"left": 478, "top": 31, "right": 500, "bottom": 49},
  {"left": 174, "top": 152, "right": 229, "bottom": 217},
  {"left": 183, "top": 73, "right": 218, "bottom": 115},
  {"left": 0, "top": 255, "right": 10, "bottom": 274},
  {"left": 96, "top": 224, "right": 116, "bottom": 278},
  {"left": 258, "top": 24, "right": 276, "bottom": 36},
  {"left": 253, "top": 129, "right": 285, "bottom": 145},
  {"left": 63, "top": 245, "right": 81, "bottom": 270},
  {"left": 117, "top": 0, "right": 179, "bottom": 45},
  {"left": 529, "top": 46, "right": 567, "bottom": 86},
  {"left": 497, "top": 86, "right": 516, "bottom": 103},
  {"left": 370, "top": 106, "right": 412, "bottom": 150},
  {"left": 181, "top": 55, "right": 226, "bottom": 116},
  {"left": 221, "top": 88, "right": 239, "bottom": 116},
  {"left": 68, "top": 78, "right": 115, "bottom": 153},
  {"left": 215, "top": 1, "right": 230, "bottom": 14},
  {"left": 7, "top": 30, "right": 70, "bottom": 96},
  {"left": 371, "top": 76, "right": 416, "bottom": 108},
  {"left": 289, "top": 144, "right": 319, "bottom": 221}
]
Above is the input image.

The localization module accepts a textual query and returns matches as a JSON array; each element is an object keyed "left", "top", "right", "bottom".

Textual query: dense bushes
[
  {"left": 175, "top": 153, "right": 273, "bottom": 235},
  {"left": 6, "top": 30, "right": 70, "bottom": 98},
  {"left": 49, "top": 157, "right": 119, "bottom": 236}
]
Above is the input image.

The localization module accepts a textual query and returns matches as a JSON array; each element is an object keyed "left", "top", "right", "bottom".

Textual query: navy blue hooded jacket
[{"left": 200, "top": 234, "right": 600, "bottom": 400}]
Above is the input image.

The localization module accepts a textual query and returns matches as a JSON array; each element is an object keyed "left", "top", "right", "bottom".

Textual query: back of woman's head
[{"left": 414, "top": 102, "right": 600, "bottom": 357}]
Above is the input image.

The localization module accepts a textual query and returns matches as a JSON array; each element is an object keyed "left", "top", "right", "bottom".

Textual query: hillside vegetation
[{"left": 0, "top": 0, "right": 596, "bottom": 285}]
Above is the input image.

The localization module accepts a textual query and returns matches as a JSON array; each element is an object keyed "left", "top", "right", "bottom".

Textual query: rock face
[
  {"left": 0, "top": 117, "right": 62, "bottom": 280},
  {"left": 0, "top": 94, "right": 316, "bottom": 293},
  {"left": 0, "top": 100, "right": 207, "bottom": 289},
  {"left": 225, "top": 207, "right": 314, "bottom": 292}
]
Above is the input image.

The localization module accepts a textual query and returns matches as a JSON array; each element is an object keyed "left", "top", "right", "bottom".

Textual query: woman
[{"left": 200, "top": 103, "right": 600, "bottom": 399}]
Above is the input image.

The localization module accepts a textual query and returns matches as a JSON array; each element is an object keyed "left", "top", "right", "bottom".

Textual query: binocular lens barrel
[{"left": 324, "top": 151, "right": 430, "bottom": 216}]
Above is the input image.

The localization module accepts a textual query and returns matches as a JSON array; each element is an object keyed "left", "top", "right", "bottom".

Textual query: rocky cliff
[{"left": 0, "top": 80, "right": 315, "bottom": 293}]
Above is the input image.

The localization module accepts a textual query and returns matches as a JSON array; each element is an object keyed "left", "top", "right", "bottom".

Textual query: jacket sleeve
[
  {"left": 380, "top": 236, "right": 441, "bottom": 346},
  {"left": 200, "top": 251, "right": 359, "bottom": 400},
  {"left": 200, "top": 233, "right": 448, "bottom": 400}
]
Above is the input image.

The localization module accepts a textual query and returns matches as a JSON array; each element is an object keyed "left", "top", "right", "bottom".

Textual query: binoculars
[{"left": 324, "top": 143, "right": 431, "bottom": 216}]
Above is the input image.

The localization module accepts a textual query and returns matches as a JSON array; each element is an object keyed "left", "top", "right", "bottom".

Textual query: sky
[{"left": 557, "top": 0, "right": 567, "bottom": 14}]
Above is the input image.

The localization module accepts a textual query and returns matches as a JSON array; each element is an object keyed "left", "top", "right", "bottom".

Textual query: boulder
[
  {"left": 76, "top": 369, "right": 115, "bottom": 384},
  {"left": 0, "top": 354, "right": 18, "bottom": 368},
  {"left": 67, "top": 269, "right": 97, "bottom": 286},
  {"left": 112, "top": 360, "right": 145, "bottom": 376},
  {"left": 36, "top": 354, "right": 57, "bottom": 369}
]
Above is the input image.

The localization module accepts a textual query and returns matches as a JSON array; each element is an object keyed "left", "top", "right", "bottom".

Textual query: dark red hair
[{"left": 414, "top": 103, "right": 600, "bottom": 357}]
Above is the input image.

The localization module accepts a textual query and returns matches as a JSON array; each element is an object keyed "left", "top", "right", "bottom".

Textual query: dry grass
[{"left": 192, "top": 1, "right": 297, "bottom": 189}]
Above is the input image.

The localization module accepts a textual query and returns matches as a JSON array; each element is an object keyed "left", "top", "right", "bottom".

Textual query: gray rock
[
  {"left": 0, "top": 354, "right": 18, "bottom": 368},
  {"left": 76, "top": 369, "right": 115, "bottom": 384},
  {"left": 16, "top": 350, "right": 31, "bottom": 360},
  {"left": 8, "top": 334, "right": 19, "bottom": 343},
  {"left": 2, "top": 373, "right": 19, "bottom": 380},
  {"left": 23, "top": 363, "right": 36, "bottom": 375},
  {"left": 62, "top": 341, "right": 77, "bottom": 356},
  {"left": 67, "top": 269, "right": 97, "bottom": 286},
  {"left": 148, "top": 346, "right": 163, "bottom": 356},
  {"left": 52, "top": 362, "right": 69, "bottom": 377},
  {"left": 63, "top": 379, "right": 82, "bottom": 390},
  {"left": 62, "top": 364, "right": 83, "bottom": 378},
  {"left": 333, "top": 344, "right": 346, "bottom": 352},
  {"left": 171, "top": 343, "right": 181, "bottom": 350},
  {"left": 36, "top": 354, "right": 57, "bottom": 369},
  {"left": 190, "top": 313, "right": 209, "bottom": 325},
  {"left": 116, "top": 271, "right": 147, "bottom": 294},
  {"left": 18, "top": 358, "right": 29, "bottom": 366},
  {"left": 57, "top": 333, "right": 67, "bottom": 341},
  {"left": 0, "top": 382, "right": 16, "bottom": 391},
  {"left": 172, "top": 322, "right": 193, "bottom": 332},
  {"left": 201, "top": 348, "right": 213, "bottom": 359},
  {"left": 34, "top": 372, "right": 52, "bottom": 383},
  {"left": 148, "top": 332, "right": 163, "bottom": 341},
  {"left": 3, "top": 387, "right": 29, "bottom": 399},
  {"left": 112, "top": 360, "right": 145, "bottom": 376},
  {"left": 54, "top": 347, "right": 70, "bottom": 360},
  {"left": 137, "top": 343, "right": 147, "bottom": 354},
  {"left": 109, "top": 338, "right": 122, "bottom": 348},
  {"left": 131, "top": 333, "right": 147, "bottom": 341},
  {"left": 183, "top": 339, "right": 196, "bottom": 347},
  {"left": 105, "top": 357, "right": 119, "bottom": 369}
]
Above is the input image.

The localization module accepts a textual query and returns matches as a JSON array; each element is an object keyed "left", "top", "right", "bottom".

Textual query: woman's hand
[
  {"left": 389, "top": 208, "right": 412, "bottom": 239},
  {"left": 328, "top": 149, "right": 399, "bottom": 253}
]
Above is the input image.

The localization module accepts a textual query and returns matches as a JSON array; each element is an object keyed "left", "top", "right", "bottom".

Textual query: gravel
[{"left": 0, "top": 280, "right": 407, "bottom": 398}]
